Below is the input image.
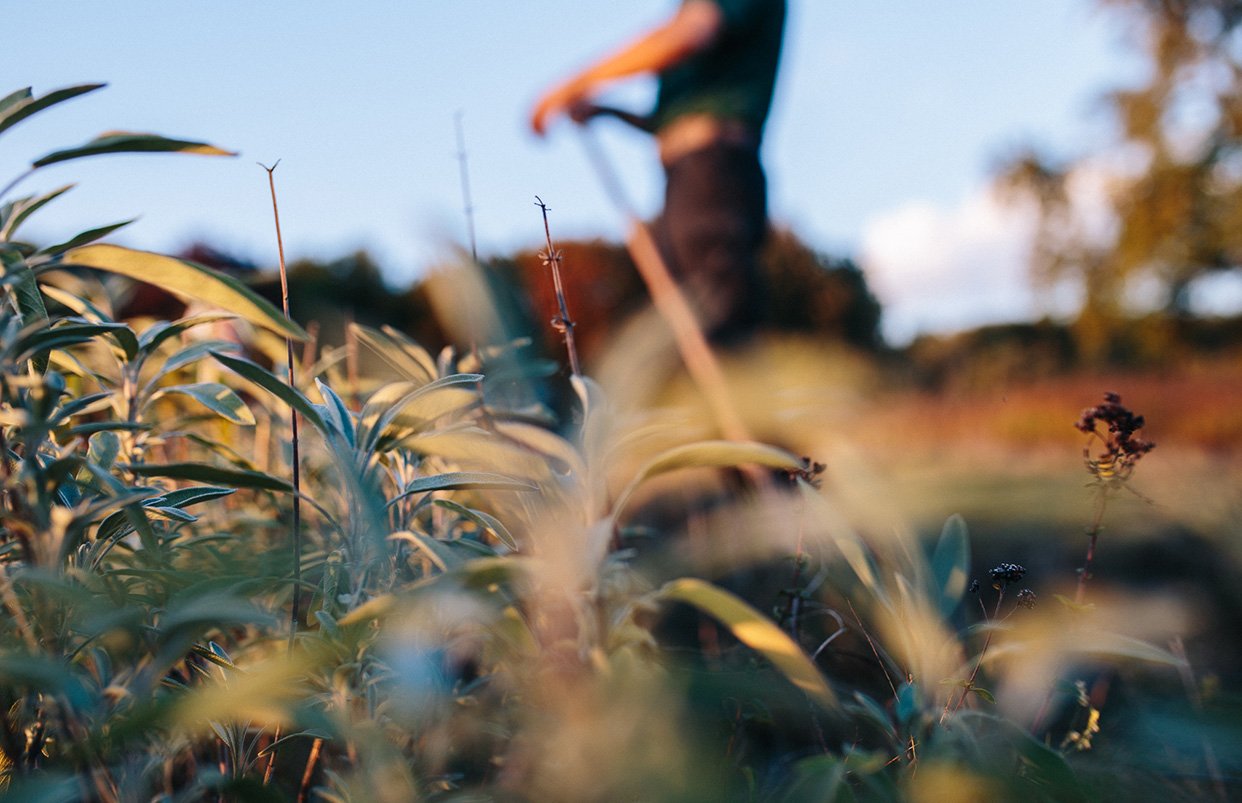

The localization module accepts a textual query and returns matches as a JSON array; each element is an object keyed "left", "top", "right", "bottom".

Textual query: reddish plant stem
[
  {"left": 261, "top": 160, "right": 304, "bottom": 649},
  {"left": 945, "top": 589, "right": 1006, "bottom": 719},
  {"left": 1075, "top": 487, "right": 1107, "bottom": 605},
  {"left": 298, "top": 738, "right": 324, "bottom": 803},
  {"left": 261, "top": 160, "right": 303, "bottom": 788},
  {"left": 534, "top": 197, "right": 581, "bottom": 377},
  {"left": 847, "top": 599, "right": 898, "bottom": 700},
  {"left": 949, "top": 629, "right": 995, "bottom": 717}
]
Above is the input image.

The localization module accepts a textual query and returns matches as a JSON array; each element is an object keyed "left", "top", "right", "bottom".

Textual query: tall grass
[{"left": 0, "top": 82, "right": 1237, "bottom": 802}]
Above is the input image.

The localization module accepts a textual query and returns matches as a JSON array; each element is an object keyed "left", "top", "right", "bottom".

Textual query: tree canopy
[{"left": 1000, "top": 0, "right": 1242, "bottom": 353}]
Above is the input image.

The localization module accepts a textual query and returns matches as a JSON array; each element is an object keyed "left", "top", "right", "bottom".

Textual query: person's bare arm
[{"left": 530, "top": 0, "right": 724, "bottom": 136}]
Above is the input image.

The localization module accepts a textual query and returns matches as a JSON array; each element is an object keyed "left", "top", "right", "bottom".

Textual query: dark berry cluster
[
  {"left": 970, "top": 566, "right": 1036, "bottom": 613},
  {"left": 1075, "top": 392, "right": 1155, "bottom": 479},
  {"left": 989, "top": 563, "right": 1026, "bottom": 586}
]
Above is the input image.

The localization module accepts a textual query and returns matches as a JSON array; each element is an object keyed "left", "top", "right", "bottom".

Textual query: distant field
[{"left": 843, "top": 358, "right": 1242, "bottom": 540}]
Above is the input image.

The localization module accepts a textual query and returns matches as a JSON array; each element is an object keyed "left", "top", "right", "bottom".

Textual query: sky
[{"left": 2, "top": 1, "right": 1152, "bottom": 343}]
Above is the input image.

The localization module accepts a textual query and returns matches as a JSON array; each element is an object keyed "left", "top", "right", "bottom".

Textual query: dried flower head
[
  {"left": 1016, "top": 589, "right": 1037, "bottom": 609},
  {"left": 1075, "top": 392, "right": 1155, "bottom": 481},
  {"left": 787, "top": 456, "right": 827, "bottom": 487},
  {"left": 968, "top": 579, "right": 980, "bottom": 595},
  {"left": 989, "top": 563, "right": 1026, "bottom": 587}
]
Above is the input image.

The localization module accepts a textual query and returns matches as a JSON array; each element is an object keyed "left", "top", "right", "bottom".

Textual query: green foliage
[{"left": 0, "top": 80, "right": 1234, "bottom": 803}]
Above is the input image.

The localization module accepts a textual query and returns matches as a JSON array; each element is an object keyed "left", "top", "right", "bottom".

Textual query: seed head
[
  {"left": 787, "top": 456, "right": 827, "bottom": 487},
  {"left": 1075, "top": 392, "right": 1155, "bottom": 480},
  {"left": 989, "top": 563, "right": 1026, "bottom": 586}
]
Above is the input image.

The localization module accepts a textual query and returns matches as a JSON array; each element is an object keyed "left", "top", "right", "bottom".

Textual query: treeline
[
  {"left": 131, "top": 227, "right": 1242, "bottom": 396},
  {"left": 158, "top": 228, "right": 885, "bottom": 366}
]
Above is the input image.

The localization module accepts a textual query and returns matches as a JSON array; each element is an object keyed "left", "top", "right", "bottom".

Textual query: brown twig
[
  {"left": 947, "top": 628, "right": 996, "bottom": 719},
  {"left": 298, "top": 737, "right": 324, "bottom": 803},
  {"left": 259, "top": 159, "right": 304, "bottom": 648},
  {"left": 534, "top": 197, "right": 581, "bottom": 377},
  {"left": 847, "top": 598, "right": 898, "bottom": 701},
  {"left": 259, "top": 160, "right": 304, "bottom": 787},
  {"left": 1075, "top": 486, "right": 1107, "bottom": 604}
]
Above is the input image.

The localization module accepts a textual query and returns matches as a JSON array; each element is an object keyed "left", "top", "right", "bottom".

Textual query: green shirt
[{"left": 652, "top": 0, "right": 786, "bottom": 136}]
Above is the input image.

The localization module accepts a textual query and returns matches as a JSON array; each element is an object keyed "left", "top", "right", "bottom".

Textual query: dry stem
[
  {"left": 259, "top": 159, "right": 303, "bottom": 786},
  {"left": 534, "top": 197, "right": 582, "bottom": 377}
]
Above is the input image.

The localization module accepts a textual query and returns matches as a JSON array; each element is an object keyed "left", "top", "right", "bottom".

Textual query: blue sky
[{"left": 2, "top": 1, "right": 1138, "bottom": 342}]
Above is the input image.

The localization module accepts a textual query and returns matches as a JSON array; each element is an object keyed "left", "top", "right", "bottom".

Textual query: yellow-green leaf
[
  {"left": 153, "top": 383, "right": 256, "bottom": 426},
  {"left": 336, "top": 594, "right": 396, "bottom": 628},
  {"left": 32, "top": 130, "right": 235, "bottom": 167},
  {"left": 1053, "top": 594, "right": 1096, "bottom": 613},
  {"left": 613, "top": 440, "right": 803, "bottom": 518},
  {"left": 656, "top": 578, "right": 838, "bottom": 711},
  {"left": 64, "top": 244, "right": 307, "bottom": 341}
]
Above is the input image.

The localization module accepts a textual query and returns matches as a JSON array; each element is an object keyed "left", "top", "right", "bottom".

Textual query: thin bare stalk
[
  {"left": 948, "top": 629, "right": 997, "bottom": 718},
  {"left": 946, "top": 589, "right": 1008, "bottom": 718},
  {"left": 298, "top": 737, "right": 324, "bottom": 803},
  {"left": 259, "top": 160, "right": 304, "bottom": 650},
  {"left": 455, "top": 111, "right": 479, "bottom": 263},
  {"left": 847, "top": 598, "right": 898, "bottom": 701},
  {"left": 260, "top": 160, "right": 303, "bottom": 787},
  {"left": 1075, "top": 487, "right": 1107, "bottom": 604},
  {"left": 534, "top": 197, "right": 581, "bottom": 377}
]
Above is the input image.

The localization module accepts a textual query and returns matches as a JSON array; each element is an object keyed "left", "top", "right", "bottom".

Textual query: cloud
[
  {"left": 857, "top": 166, "right": 1126, "bottom": 346},
  {"left": 859, "top": 159, "right": 1242, "bottom": 343},
  {"left": 859, "top": 186, "right": 1047, "bottom": 345}
]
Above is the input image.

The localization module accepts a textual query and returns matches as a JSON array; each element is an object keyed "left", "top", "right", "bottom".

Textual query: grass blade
[
  {"left": 64, "top": 244, "right": 307, "bottom": 341},
  {"left": 656, "top": 578, "right": 838, "bottom": 711}
]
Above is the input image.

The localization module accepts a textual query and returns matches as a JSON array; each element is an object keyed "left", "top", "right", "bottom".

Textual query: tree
[{"left": 1000, "top": 0, "right": 1242, "bottom": 354}]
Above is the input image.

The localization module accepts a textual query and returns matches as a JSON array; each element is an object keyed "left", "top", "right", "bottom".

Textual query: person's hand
[{"left": 530, "top": 78, "right": 591, "bottom": 137}]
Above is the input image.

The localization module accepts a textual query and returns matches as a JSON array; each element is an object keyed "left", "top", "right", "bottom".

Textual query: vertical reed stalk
[
  {"left": 260, "top": 160, "right": 302, "bottom": 786},
  {"left": 1075, "top": 487, "right": 1107, "bottom": 604},
  {"left": 535, "top": 197, "right": 581, "bottom": 377},
  {"left": 260, "top": 160, "right": 304, "bottom": 648},
  {"left": 298, "top": 737, "right": 324, "bottom": 803},
  {"left": 455, "top": 111, "right": 479, "bottom": 264}
]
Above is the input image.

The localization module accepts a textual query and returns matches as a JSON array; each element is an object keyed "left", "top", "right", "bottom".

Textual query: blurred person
[{"left": 530, "top": 0, "right": 787, "bottom": 343}]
